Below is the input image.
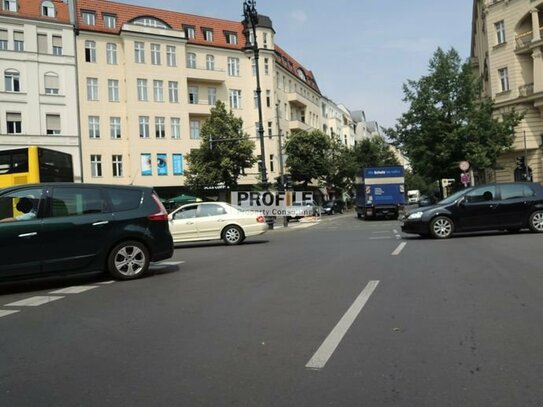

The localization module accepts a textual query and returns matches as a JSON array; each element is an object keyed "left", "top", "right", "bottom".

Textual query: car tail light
[
  {"left": 256, "top": 215, "right": 265, "bottom": 223},
  {"left": 148, "top": 193, "right": 169, "bottom": 221}
]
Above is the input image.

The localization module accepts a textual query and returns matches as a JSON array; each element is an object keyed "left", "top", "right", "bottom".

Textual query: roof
[
  {"left": 0, "top": 0, "right": 71, "bottom": 24},
  {"left": 274, "top": 45, "right": 320, "bottom": 94}
]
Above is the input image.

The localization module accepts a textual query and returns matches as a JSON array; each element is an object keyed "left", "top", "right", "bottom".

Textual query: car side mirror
[{"left": 457, "top": 197, "right": 465, "bottom": 207}]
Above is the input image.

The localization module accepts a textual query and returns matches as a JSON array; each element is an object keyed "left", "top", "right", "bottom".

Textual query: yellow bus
[{"left": 0, "top": 146, "right": 74, "bottom": 188}]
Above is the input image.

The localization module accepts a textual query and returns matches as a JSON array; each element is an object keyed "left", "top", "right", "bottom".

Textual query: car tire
[
  {"left": 430, "top": 216, "right": 454, "bottom": 239},
  {"left": 107, "top": 240, "right": 150, "bottom": 280},
  {"left": 528, "top": 210, "right": 543, "bottom": 233},
  {"left": 222, "top": 225, "right": 245, "bottom": 245}
]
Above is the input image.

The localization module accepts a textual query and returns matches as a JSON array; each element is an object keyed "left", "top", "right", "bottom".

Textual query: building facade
[
  {"left": 471, "top": 0, "right": 543, "bottom": 183},
  {"left": 0, "top": 0, "right": 82, "bottom": 181}
]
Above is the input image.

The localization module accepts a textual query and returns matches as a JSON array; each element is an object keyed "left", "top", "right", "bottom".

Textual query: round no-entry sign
[{"left": 459, "top": 161, "right": 470, "bottom": 171}]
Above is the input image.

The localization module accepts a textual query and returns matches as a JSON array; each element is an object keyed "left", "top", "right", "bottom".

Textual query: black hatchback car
[
  {"left": 0, "top": 183, "right": 173, "bottom": 281},
  {"left": 401, "top": 182, "right": 543, "bottom": 238}
]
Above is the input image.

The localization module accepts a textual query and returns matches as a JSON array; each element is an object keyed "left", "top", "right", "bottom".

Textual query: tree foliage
[
  {"left": 353, "top": 135, "right": 400, "bottom": 170},
  {"left": 185, "top": 101, "right": 257, "bottom": 190},
  {"left": 285, "top": 129, "right": 331, "bottom": 186},
  {"left": 385, "top": 47, "right": 523, "bottom": 182},
  {"left": 324, "top": 139, "right": 358, "bottom": 193}
]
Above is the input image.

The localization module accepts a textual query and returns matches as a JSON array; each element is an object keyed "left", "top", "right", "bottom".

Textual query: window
[
  {"left": 229, "top": 89, "right": 242, "bottom": 109},
  {"left": 184, "top": 25, "right": 195, "bottom": 39},
  {"left": 110, "top": 117, "right": 121, "bottom": 139},
  {"left": 186, "top": 52, "right": 196, "bottom": 69},
  {"left": 4, "top": 70, "right": 20, "bottom": 92},
  {"left": 87, "top": 78, "right": 98, "bottom": 100},
  {"left": 264, "top": 58, "right": 269, "bottom": 75},
  {"left": 171, "top": 117, "right": 180, "bottom": 139},
  {"left": 104, "top": 14, "right": 116, "bottom": 29},
  {"left": 197, "top": 204, "right": 227, "bottom": 217},
  {"left": 208, "top": 87, "right": 216, "bottom": 105},
  {"left": 140, "top": 153, "right": 152, "bottom": 175},
  {"left": 109, "top": 188, "right": 142, "bottom": 211},
  {"left": 495, "top": 20, "right": 506, "bottom": 45},
  {"left": 82, "top": 11, "right": 95, "bottom": 25},
  {"left": 153, "top": 80, "right": 164, "bottom": 102},
  {"left": 6, "top": 112, "right": 22, "bottom": 134},
  {"left": 90, "top": 155, "right": 102, "bottom": 177},
  {"left": 41, "top": 1, "right": 55, "bottom": 17},
  {"left": 465, "top": 186, "right": 497, "bottom": 203},
  {"left": 253, "top": 91, "right": 258, "bottom": 109},
  {"left": 206, "top": 54, "right": 215, "bottom": 71},
  {"left": 151, "top": 43, "right": 161, "bottom": 65},
  {"left": 134, "top": 41, "right": 145, "bottom": 63},
  {"left": 203, "top": 28, "right": 213, "bottom": 42},
  {"left": 168, "top": 81, "right": 178, "bottom": 103},
  {"left": 188, "top": 86, "right": 198, "bottom": 104},
  {"left": 266, "top": 90, "right": 271, "bottom": 107},
  {"left": 50, "top": 187, "right": 104, "bottom": 217},
  {"left": 268, "top": 122, "right": 272, "bottom": 138},
  {"left": 139, "top": 116, "right": 149, "bottom": 138},
  {"left": 251, "top": 59, "right": 257, "bottom": 76},
  {"left": 108, "top": 79, "right": 119, "bottom": 102},
  {"left": 14, "top": 32, "right": 24, "bottom": 52},
  {"left": 85, "top": 40, "right": 96, "bottom": 62},
  {"left": 157, "top": 153, "right": 167, "bottom": 175},
  {"left": 46, "top": 114, "right": 60, "bottom": 135},
  {"left": 0, "top": 30, "right": 7, "bottom": 50},
  {"left": 263, "top": 33, "right": 268, "bottom": 48},
  {"left": 106, "top": 43, "right": 117, "bottom": 64},
  {"left": 133, "top": 17, "right": 168, "bottom": 29},
  {"left": 52, "top": 35, "right": 62, "bottom": 55},
  {"left": 269, "top": 154, "right": 274, "bottom": 172},
  {"left": 226, "top": 32, "right": 237, "bottom": 45},
  {"left": 44, "top": 73, "right": 59, "bottom": 94},
  {"left": 155, "top": 117, "right": 165, "bottom": 138},
  {"left": 190, "top": 120, "right": 200, "bottom": 139},
  {"left": 112, "top": 155, "right": 123, "bottom": 177},
  {"left": 498, "top": 67, "right": 509, "bottom": 91},
  {"left": 174, "top": 205, "right": 197, "bottom": 219},
  {"left": 3, "top": 0, "right": 16, "bottom": 12},
  {"left": 172, "top": 154, "right": 183, "bottom": 175},
  {"left": 500, "top": 184, "right": 526, "bottom": 200},
  {"left": 88, "top": 116, "right": 100, "bottom": 138},
  {"left": 228, "top": 57, "right": 240, "bottom": 76},
  {"left": 166, "top": 45, "right": 176, "bottom": 66},
  {"left": 137, "top": 78, "right": 148, "bottom": 101}
]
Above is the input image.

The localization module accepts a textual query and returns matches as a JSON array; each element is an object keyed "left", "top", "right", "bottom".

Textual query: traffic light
[{"left": 516, "top": 156, "right": 526, "bottom": 170}]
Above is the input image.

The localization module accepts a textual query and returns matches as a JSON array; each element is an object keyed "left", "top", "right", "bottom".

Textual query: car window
[
  {"left": 173, "top": 205, "right": 197, "bottom": 219},
  {"left": 523, "top": 184, "right": 537, "bottom": 197},
  {"left": 50, "top": 187, "right": 105, "bottom": 217},
  {"left": 108, "top": 188, "right": 142, "bottom": 211},
  {"left": 197, "top": 204, "right": 227, "bottom": 217},
  {"left": 500, "top": 184, "right": 526, "bottom": 200},
  {"left": 0, "top": 188, "right": 43, "bottom": 222},
  {"left": 464, "top": 186, "right": 496, "bottom": 203}
]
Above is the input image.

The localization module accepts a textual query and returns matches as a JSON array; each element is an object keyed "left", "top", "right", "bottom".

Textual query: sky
[{"left": 116, "top": 0, "right": 474, "bottom": 129}]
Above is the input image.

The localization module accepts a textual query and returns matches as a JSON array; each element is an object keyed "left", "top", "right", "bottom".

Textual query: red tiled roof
[
  {"left": 0, "top": 0, "right": 70, "bottom": 24},
  {"left": 275, "top": 45, "right": 320, "bottom": 94}
]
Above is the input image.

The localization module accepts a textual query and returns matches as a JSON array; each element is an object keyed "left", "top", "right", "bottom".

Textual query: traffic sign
[
  {"left": 460, "top": 172, "right": 470, "bottom": 186},
  {"left": 459, "top": 161, "right": 470, "bottom": 171}
]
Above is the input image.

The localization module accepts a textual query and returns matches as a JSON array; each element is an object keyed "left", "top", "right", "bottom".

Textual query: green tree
[
  {"left": 185, "top": 101, "right": 257, "bottom": 190},
  {"left": 353, "top": 135, "right": 400, "bottom": 170},
  {"left": 324, "top": 139, "right": 358, "bottom": 195},
  {"left": 386, "top": 47, "right": 522, "bottom": 183},
  {"left": 285, "top": 129, "right": 331, "bottom": 187}
]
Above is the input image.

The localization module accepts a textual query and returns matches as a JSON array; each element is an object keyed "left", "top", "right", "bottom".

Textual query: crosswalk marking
[
  {"left": 0, "top": 310, "right": 20, "bottom": 318},
  {"left": 49, "top": 286, "right": 99, "bottom": 294},
  {"left": 5, "top": 296, "right": 64, "bottom": 307},
  {"left": 153, "top": 261, "right": 185, "bottom": 266}
]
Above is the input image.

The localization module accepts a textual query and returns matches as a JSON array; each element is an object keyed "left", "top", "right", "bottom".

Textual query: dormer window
[
  {"left": 3, "top": 0, "right": 17, "bottom": 12},
  {"left": 82, "top": 11, "right": 96, "bottom": 26},
  {"left": 183, "top": 25, "right": 195, "bottom": 39},
  {"left": 297, "top": 68, "right": 307, "bottom": 82},
  {"left": 103, "top": 14, "right": 116, "bottom": 29},
  {"left": 225, "top": 32, "right": 237, "bottom": 45},
  {"left": 203, "top": 28, "right": 213, "bottom": 42},
  {"left": 132, "top": 17, "right": 169, "bottom": 29},
  {"left": 41, "top": 1, "right": 55, "bottom": 17}
]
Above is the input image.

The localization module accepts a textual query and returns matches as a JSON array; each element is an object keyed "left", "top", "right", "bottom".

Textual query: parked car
[
  {"left": 418, "top": 194, "right": 434, "bottom": 207},
  {"left": 286, "top": 201, "right": 321, "bottom": 221},
  {"left": 401, "top": 182, "right": 543, "bottom": 238},
  {"left": 168, "top": 201, "right": 267, "bottom": 245},
  {"left": 322, "top": 200, "right": 345, "bottom": 215},
  {"left": 0, "top": 183, "right": 174, "bottom": 281}
]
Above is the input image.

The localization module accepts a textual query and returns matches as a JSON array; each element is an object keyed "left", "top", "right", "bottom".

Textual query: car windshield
[{"left": 437, "top": 188, "right": 473, "bottom": 205}]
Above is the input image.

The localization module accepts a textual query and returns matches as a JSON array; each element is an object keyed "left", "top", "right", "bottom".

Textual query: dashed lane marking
[
  {"left": 153, "top": 261, "right": 185, "bottom": 266},
  {"left": 5, "top": 296, "right": 64, "bottom": 307},
  {"left": 49, "top": 286, "right": 99, "bottom": 294},
  {"left": 391, "top": 242, "right": 407, "bottom": 256},
  {"left": 0, "top": 310, "right": 20, "bottom": 318}
]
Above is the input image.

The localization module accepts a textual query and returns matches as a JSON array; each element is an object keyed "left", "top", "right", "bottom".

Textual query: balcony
[
  {"left": 187, "top": 100, "right": 213, "bottom": 116},
  {"left": 287, "top": 89, "right": 318, "bottom": 108},
  {"left": 515, "top": 28, "right": 543, "bottom": 53},
  {"left": 288, "top": 119, "right": 311, "bottom": 132},
  {"left": 519, "top": 83, "right": 534, "bottom": 97},
  {"left": 186, "top": 65, "right": 226, "bottom": 83}
]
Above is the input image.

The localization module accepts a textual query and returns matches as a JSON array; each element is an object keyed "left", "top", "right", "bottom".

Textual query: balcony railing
[
  {"left": 515, "top": 28, "right": 543, "bottom": 50},
  {"left": 519, "top": 83, "right": 534, "bottom": 97}
]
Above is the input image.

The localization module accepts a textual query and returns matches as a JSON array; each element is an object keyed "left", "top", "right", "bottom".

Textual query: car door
[
  {"left": 497, "top": 184, "right": 535, "bottom": 228},
  {"left": 40, "top": 186, "right": 113, "bottom": 273},
  {"left": 169, "top": 204, "right": 198, "bottom": 242},
  {"left": 0, "top": 187, "right": 45, "bottom": 278},
  {"left": 194, "top": 203, "right": 229, "bottom": 239},
  {"left": 457, "top": 186, "right": 499, "bottom": 230}
]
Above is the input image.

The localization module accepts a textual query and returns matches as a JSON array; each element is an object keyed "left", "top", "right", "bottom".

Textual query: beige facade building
[
  {"left": 0, "top": 0, "right": 82, "bottom": 181},
  {"left": 471, "top": 0, "right": 543, "bottom": 182}
]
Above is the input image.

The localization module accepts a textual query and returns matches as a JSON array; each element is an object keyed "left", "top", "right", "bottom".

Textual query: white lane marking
[
  {"left": 371, "top": 231, "right": 389, "bottom": 234},
  {"left": 391, "top": 242, "right": 407, "bottom": 256},
  {"left": 98, "top": 281, "right": 115, "bottom": 285},
  {"left": 306, "top": 280, "right": 379, "bottom": 370},
  {"left": 49, "top": 286, "right": 99, "bottom": 294},
  {"left": 5, "top": 296, "right": 64, "bottom": 307},
  {"left": 393, "top": 229, "right": 398, "bottom": 234},
  {"left": 154, "top": 261, "right": 185, "bottom": 266},
  {"left": 0, "top": 310, "right": 20, "bottom": 318},
  {"left": 369, "top": 236, "right": 392, "bottom": 240}
]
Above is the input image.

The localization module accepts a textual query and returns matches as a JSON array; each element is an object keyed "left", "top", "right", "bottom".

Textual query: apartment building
[
  {"left": 0, "top": 0, "right": 82, "bottom": 181},
  {"left": 471, "top": 0, "right": 543, "bottom": 182}
]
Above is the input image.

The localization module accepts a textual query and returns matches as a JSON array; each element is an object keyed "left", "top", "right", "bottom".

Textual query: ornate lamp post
[{"left": 242, "top": 0, "right": 268, "bottom": 190}]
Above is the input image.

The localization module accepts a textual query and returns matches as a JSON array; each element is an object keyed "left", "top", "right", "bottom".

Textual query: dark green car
[{"left": 0, "top": 183, "right": 174, "bottom": 281}]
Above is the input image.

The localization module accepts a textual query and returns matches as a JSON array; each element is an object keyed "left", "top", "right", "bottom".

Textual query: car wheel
[
  {"left": 222, "top": 225, "right": 245, "bottom": 245},
  {"left": 430, "top": 216, "right": 454, "bottom": 239},
  {"left": 339, "top": 208, "right": 344, "bottom": 214},
  {"left": 107, "top": 240, "right": 150, "bottom": 280},
  {"left": 528, "top": 210, "right": 543, "bottom": 233}
]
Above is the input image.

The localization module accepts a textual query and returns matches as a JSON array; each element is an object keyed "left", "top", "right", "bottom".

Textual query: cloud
[{"left": 288, "top": 9, "right": 308, "bottom": 24}]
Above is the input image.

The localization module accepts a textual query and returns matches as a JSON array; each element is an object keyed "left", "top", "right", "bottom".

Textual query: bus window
[{"left": 38, "top": 148, "right": 74, "bottom": 182}]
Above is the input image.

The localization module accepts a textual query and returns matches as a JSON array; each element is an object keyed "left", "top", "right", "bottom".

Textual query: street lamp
[{"left": 242, "top": 0, "right": 268, "bottom": 190}]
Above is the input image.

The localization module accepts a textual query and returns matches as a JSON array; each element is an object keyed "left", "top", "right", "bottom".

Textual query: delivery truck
[{"left": 355, "top": 166, "right": 405, "bottom": 220}]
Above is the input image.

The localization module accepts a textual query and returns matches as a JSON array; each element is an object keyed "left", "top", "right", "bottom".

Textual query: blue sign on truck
[{"left": 356, "top": 166, "right": 405, "bottom": 220}]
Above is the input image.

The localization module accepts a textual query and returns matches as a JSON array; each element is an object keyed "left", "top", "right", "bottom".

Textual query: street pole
[
  {"left": 276, "top": 103, "right": 288, "bottom": 227},
  {"left": 524, "top": 130, "right": 531, "bottom": 181}
]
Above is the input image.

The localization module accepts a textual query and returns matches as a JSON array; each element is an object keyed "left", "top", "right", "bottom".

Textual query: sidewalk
[{"left": 271, "top": 216, "right": 321, "bottom": 231}]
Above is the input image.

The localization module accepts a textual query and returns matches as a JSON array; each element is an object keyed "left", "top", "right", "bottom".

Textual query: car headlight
[{"left": 407, "top": 211, "right": 424, "bottom": 220}]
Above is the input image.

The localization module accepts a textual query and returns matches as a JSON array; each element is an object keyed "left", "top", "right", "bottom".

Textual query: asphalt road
[{"left": 1, "top": 213, "right": 543, "bottom": 406}]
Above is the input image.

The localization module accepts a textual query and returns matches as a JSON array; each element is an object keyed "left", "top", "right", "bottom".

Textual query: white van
[{"left": 407, "top": 190, "right": 421, "bottom": 204}]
